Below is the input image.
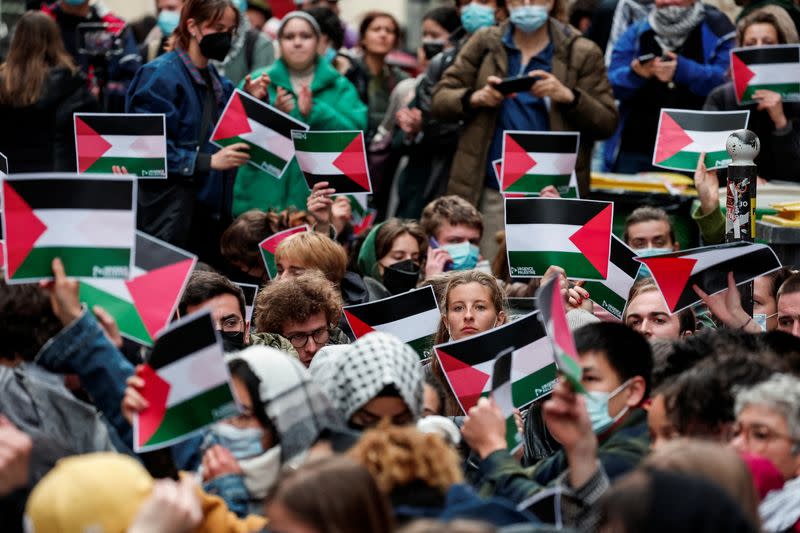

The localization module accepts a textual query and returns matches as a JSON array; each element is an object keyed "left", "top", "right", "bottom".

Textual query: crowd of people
[{"left": 4, "top": 0, "right": 800, "bottom": 531}]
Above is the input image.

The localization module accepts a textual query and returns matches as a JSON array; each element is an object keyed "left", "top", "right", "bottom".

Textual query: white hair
[{"left": 735, "top": 373, "right": 800, "bottom": 441}]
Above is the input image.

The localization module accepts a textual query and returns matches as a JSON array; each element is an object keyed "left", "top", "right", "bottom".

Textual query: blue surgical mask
[
  {"left": 63, "top": 0, "right": 87, "bottom": 5},
  {"left": 157, "top": 10, "right": 180, "bottom": 36},
  {"left": 585, "top": 379, "right": 631, "bottom": 434},
  {"left": 510, "top": 5, "right": 549, "bottom": 33},
  {"left": 210, "top": 423, "right": 265, "bottom": 459},
  {"left": 322, "top": 46, "right": 337, "bottom": 63},
  {"left": 443, "top": 242, "right": 480, "bottom": 271},
  {"left": 232, "top": 0, "right": 248, "bottom": 13},
  {"left": 461, "top": 2, "right": 496, "bottom": 34}
]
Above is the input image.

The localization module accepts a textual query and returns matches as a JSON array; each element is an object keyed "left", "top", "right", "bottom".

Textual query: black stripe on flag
[
  {"left": 670, "top": 245, "right": 782, "bottom": 312},
  {"left": 505, "top": 197, "right": 608, "bottom": 226},
  {"left": 78, "top": 114, "right": 165, "bottom": 136},
  {"left": 239, "top": 91, "right": 308, "bottom": 138},
  {"left": 667, "top": 110, "right": 750, "bottom": 133},
  {"left": 734, "top": 46, "right": 800, "bottom": 65},
  {"left": 508, "top": 132, "right": 579, "bottom": 154},
  {"left": 491, "top": 348, "right": 513, "bottom": 392},
  {"left": 345, "top": 286, "right": 438, "bottom": 327},
  {"left": 7, "top": 177, "right": 134, "bottom": 211},
  {"left": 436, "top": 312, "right": 546, "bottom": 367},
  {"left": 239, "top": 283, "right": 258, "bottom": 307},
  {"left": 610, "top": 236, "right": 641, "bottom": 280},
  {"left": 303, "top": 173, "right": 366, "bottom": 194},
  {"left": 148, "top": 311, "right": 220, "bottom": 369},
  {"left": 135, "top": 232, "right": 193, "bottom": 272}
]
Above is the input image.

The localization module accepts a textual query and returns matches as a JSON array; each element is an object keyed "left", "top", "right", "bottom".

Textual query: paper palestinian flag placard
[
  {"left": 211, "top": 89, "right": 309, "bottom": 178},
  {"left": 258, "top": 225, "right": 309, "bottom": 280},
  {"left": 583, "top": 235, "right": 642, "bottom": 320},
  {"left": 505, "top": 197, "right": 613, "bottom": 280},
  {"left": 79, "top": 232, "right": 196, "bottom": 346},
  {"left": 2, "top": 174, "right": 136, "bottom": 283},
  {"left": 731, "top": 45, "right": 800, "bottom": 104},
  {"left": 75, "top": 113, "right": 167, "bottom": 178},
  {"left": 652, "top": 109, "right": 750, "bottom": 171},
  {"left": 501, "top": 131, "right": 579, "bottom": 193},
  {"left": 292, "top": 130, "right": 372, "bottom": 194},
  {"left": 134, "top": 310, "right": 238, "bottom": 452}
]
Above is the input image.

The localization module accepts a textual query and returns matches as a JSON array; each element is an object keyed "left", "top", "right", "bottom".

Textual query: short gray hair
[{"left": 735, "top": 374, "right": 800, "bottom": 441}]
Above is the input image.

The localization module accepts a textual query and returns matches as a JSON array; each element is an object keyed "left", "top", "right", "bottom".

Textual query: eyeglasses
[
  {"left": 732, "top": 422, "right": 799, "bottom": 449},
  {"left": 215, "top": 316, "right": 244, "bottom": 333},
  {"left": 286, "top": 326, "right": 330, "bottom": 349}
]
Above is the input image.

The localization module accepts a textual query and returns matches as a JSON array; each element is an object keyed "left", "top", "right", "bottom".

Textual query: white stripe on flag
[
  {"left": 494, "top": 381, "right": 514, "bottom": 417},
  {"left": 159, "top": 344, "right": 229, "bottom": 407},
  {"left": 505, "top": 224, "right": 581, "bottom": 253},
  {"left": 241, "top": 119, "right": 295, "bottom": 161},
  {"left": 82, "top": 278, "right": 133, "bottom": 303},
  {"left": 684, "top": 130, "right": 737, "bottom": 153},
  {"left": 750, "top": 62, "right": 800, "bottom": 85},
  {"left": 603, "top": 260, "right": 637, "bottom": 299},
  {"left": 102, "top": 135, "right": 166, "bottom": 158},
  {"left": 372, "top": 308, "right": 441, "bottom": 342},
  {"left": 689, "top": 244, "right": 769, "bottom": 275},
  {"left": 36, "top": 209, "right": 134, "bottom": 248},
  {"left": 524, "top": 152, "right": 578, "bottom": 175},
  {"left": 295, "top": 150, "right": 339, "bottom": 176},
  {"left": 512, "top": 336, "right": 554, "bottom": 381}
]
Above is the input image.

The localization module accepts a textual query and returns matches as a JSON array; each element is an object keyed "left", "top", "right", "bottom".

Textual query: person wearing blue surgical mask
[
  {"left": 460, "top": 0, "right": 500, "bottom": 33},
  {"left": 623, "top": 205, "right": 680, "bottom": 253},
  {"left": 141, "top": 0, "right": 185, "bottom": 63},
  {"left": 420, "top": 195, "right": 484, "bottom": 278}
]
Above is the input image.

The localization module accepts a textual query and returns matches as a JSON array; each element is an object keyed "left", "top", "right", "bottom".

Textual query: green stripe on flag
[
  {"left": 408, "top": 335, "right": 435, "bottom": 360},
  {"left": 79, "top": 281, "right": 152, "bottom": 344},
  {"left": 657, "top": 149, "right": 729, "bottom": 171},
  {"left": 742, "top": 83, "right": 800, "bottom": 103},
  {"left": 85, "top": 157, "right": 166, "bottom": 178},
  {"left": 506, "top": 174, "right": 572, "bottom": 193},
  {"left": 293, "top": 132, "right": 356, "bottom": 152},
  {"left": 508, "top": 251, "right": 601, "bottom": 279},
  {"left": 582, "top": 282, "right": 626, "bottom": 319},
  {"left": 511, "top": 364, "right": 558, "bottom": 405},
  {"left": 216, "top": 137, "right": 288, "bottom": 177},
  {"left": 12, "top": 247, "right": 131, "bottom": 280},
  {"left": 143, "top": 383, "right": 236, "bottom": 446}
]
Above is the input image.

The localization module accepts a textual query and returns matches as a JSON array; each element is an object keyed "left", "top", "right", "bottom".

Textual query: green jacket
[{"left": 232, "top": 58, "right": 368, "bottom": 216}]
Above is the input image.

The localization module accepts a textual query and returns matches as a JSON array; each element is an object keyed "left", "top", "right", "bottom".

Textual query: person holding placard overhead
[
  {"left": 232, "top": 11, "right": 367, "bottom": 218},
  {"left": 127, "top": 0, "right": 270, "bottom": 268}
]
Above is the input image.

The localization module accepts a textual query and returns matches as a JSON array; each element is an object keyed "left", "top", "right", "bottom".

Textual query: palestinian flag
[
  {"left": 134, "top": 310, "right": 238, "bottom": 452},
  {"left": 74, "top": 113, "right": 167, "bottom": 178},
  {"left": 653, "top": 109, "right": 750, "bottom": 171},
  {"left": 270, "top": 0, "right": 295, "bottom": 18},
  {"left": 237, "top": 282, "right": 259, "bottom": 325},
  {"left": 347, "top": 193, "right": 377, "bottom": 235},
  {"left": 344, "top": 286, "right": 440, "bottom": 359},
  {"left": 494, "top": 158, "right": 579, "bottom": 199},
  {"left": 2, "top": 175, "right": 136, "bottom": 283},
  {"left": 211, "top": 89, "right": 309, "bottom": 178},
  {"left": 536, "top": 275, "right": 584, "bottom": 393},
  {"left": 259, "top": 225, "right": 309, "bottom": 280},
  {"left": 583, "top": 235, "right": 642, "bottom": 320},
  {"left": 490, "top": 348, "right": 524, "bottom": 450},
  {"left": 731, "top": 45, "right": 800, "bottom": 104},
  {"left": 434, "top": 311, "right": 558, "bottom": 414},
  {"left": 501, "top": 131, "right": 579, "bottom": 193},
  {"left": 636, "top": 241, "right": 781, "bottom": 314},
  {"left": 505, "top": 197, "right": 613, "bottom": 280},
  {"left": 293, "top": 130, "right": 372, "bottom": 194},
  {"left": 79, "top": 232, "right": 196, "bottom": 346},
  {"left": 0, "top": 151, "right": 7, "bottom": 175}
]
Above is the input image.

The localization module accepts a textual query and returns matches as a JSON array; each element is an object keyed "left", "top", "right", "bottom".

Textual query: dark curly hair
[
  {"left": 0, "top": 281, "right": 62, "bottom": 361},
  {"left": 253, "top": 271, "right": 343, "bottom": 335}
]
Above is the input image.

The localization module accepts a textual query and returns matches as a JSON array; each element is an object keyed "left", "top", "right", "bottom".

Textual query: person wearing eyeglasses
[{"left": 251, "top": 271, "right": 349, "bottom": 367}]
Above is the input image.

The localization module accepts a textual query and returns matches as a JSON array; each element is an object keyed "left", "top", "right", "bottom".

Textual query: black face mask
[
  {"left": 220, "top": 330, "right": 245, "bottom": 352},
  {"left": 382, "top": 259, "right": 420, "bottom": 295},
  {"left": 422, "top": 40, "right": 446, "bottom": 60},
  {"left": 199, "top": 31, "right": 233, "bottom": 61}
]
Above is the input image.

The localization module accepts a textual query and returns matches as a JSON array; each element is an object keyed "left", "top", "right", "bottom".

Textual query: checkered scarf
[
  {"left": 648, "top": 2, "right": 705, "bottom": 52},
  {"left": 228, "top": 346, "right": 343, "bottom": 462},
  {"left": 327, "top": 332, "right": 424, "bottom": 422}
]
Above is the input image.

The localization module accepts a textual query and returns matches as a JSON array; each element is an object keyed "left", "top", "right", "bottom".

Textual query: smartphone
[
  {"left": 429, "top": 237, "right": 455, "bottom": 271},
  {"left": 492, "top": 75, "right": 540, "bottom": 95},
  {"left": 637, "top": 31, "right": 663, "bottom": 64}
]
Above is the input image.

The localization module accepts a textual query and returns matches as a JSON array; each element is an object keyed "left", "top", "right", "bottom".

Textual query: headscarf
[
  {"left": 324, "top": 332, "right": 423, "bottom": 421},
  {"left": 227, "top": 346, "right": 344, "bottom": 461},
  {"left": 648, "top": 1, "right": 706, "bottom": 52},
  {"left": 357, "top": 222, "right": 386, "bottom": 280}
]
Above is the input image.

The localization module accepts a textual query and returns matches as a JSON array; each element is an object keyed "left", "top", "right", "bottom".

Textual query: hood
[
  {"left": 227, "top": 346, "right": 344, "bottom": 461},
  {"left": 356, "top": 222, "right": 385, "bottom": 281},
  {"left": 327, "top": 332, "right": 423, "bottom": 421}
]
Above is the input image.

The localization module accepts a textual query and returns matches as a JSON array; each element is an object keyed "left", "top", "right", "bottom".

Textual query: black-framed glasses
[{"left": 287, "top": 326, "right": 330, "bottom": 348}]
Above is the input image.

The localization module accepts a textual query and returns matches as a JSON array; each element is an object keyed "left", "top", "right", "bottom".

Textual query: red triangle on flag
[
  {"left": 211, "top": 92, "right": 252, "bottom": 142},
  {"left": 270, "top": 0, "right": 295, "bottom": 19},
  {"left": 550, "top": 284, "right": 579, "bottom": 358},
  {"left": 502, "top": 134, "right": 537, "bottom": 190},
  {"left": 3, "top": 181, "right": 47, "bottom": 279},
  {"left": 136, "top": 363, "right": 171, "bottom": 447},
  {"left": 126, "top": 259, "right": 195, "bottom": 340},
  {"left": 332, "top": 133, "right": 370, "bottom": 192},
  {"left": 569, "top": 204, "right": 612, "bottom": 278},
  {"left": 75, "top": 117, "right": 113, "bottom": 173},
  {"left": 437, "top": 349, "right": 491, "bottom": 412},
  {"left": 0, "top": 240, "right": 4, "bottom": 270},
  {"left": 732, "top": 52, "right": 755, "bottom": 103},
  {"left": 260, "top": 226, "right": 307, "bottom": 254},
  {"left": 343, "top": 310, "right": 375, "bottom": 339},
  {"left": 638, "top": 256, "right": 697, "bottom": 312},
  {"left": 655, "top": 112, "right": 694, "bottom": 164}
]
